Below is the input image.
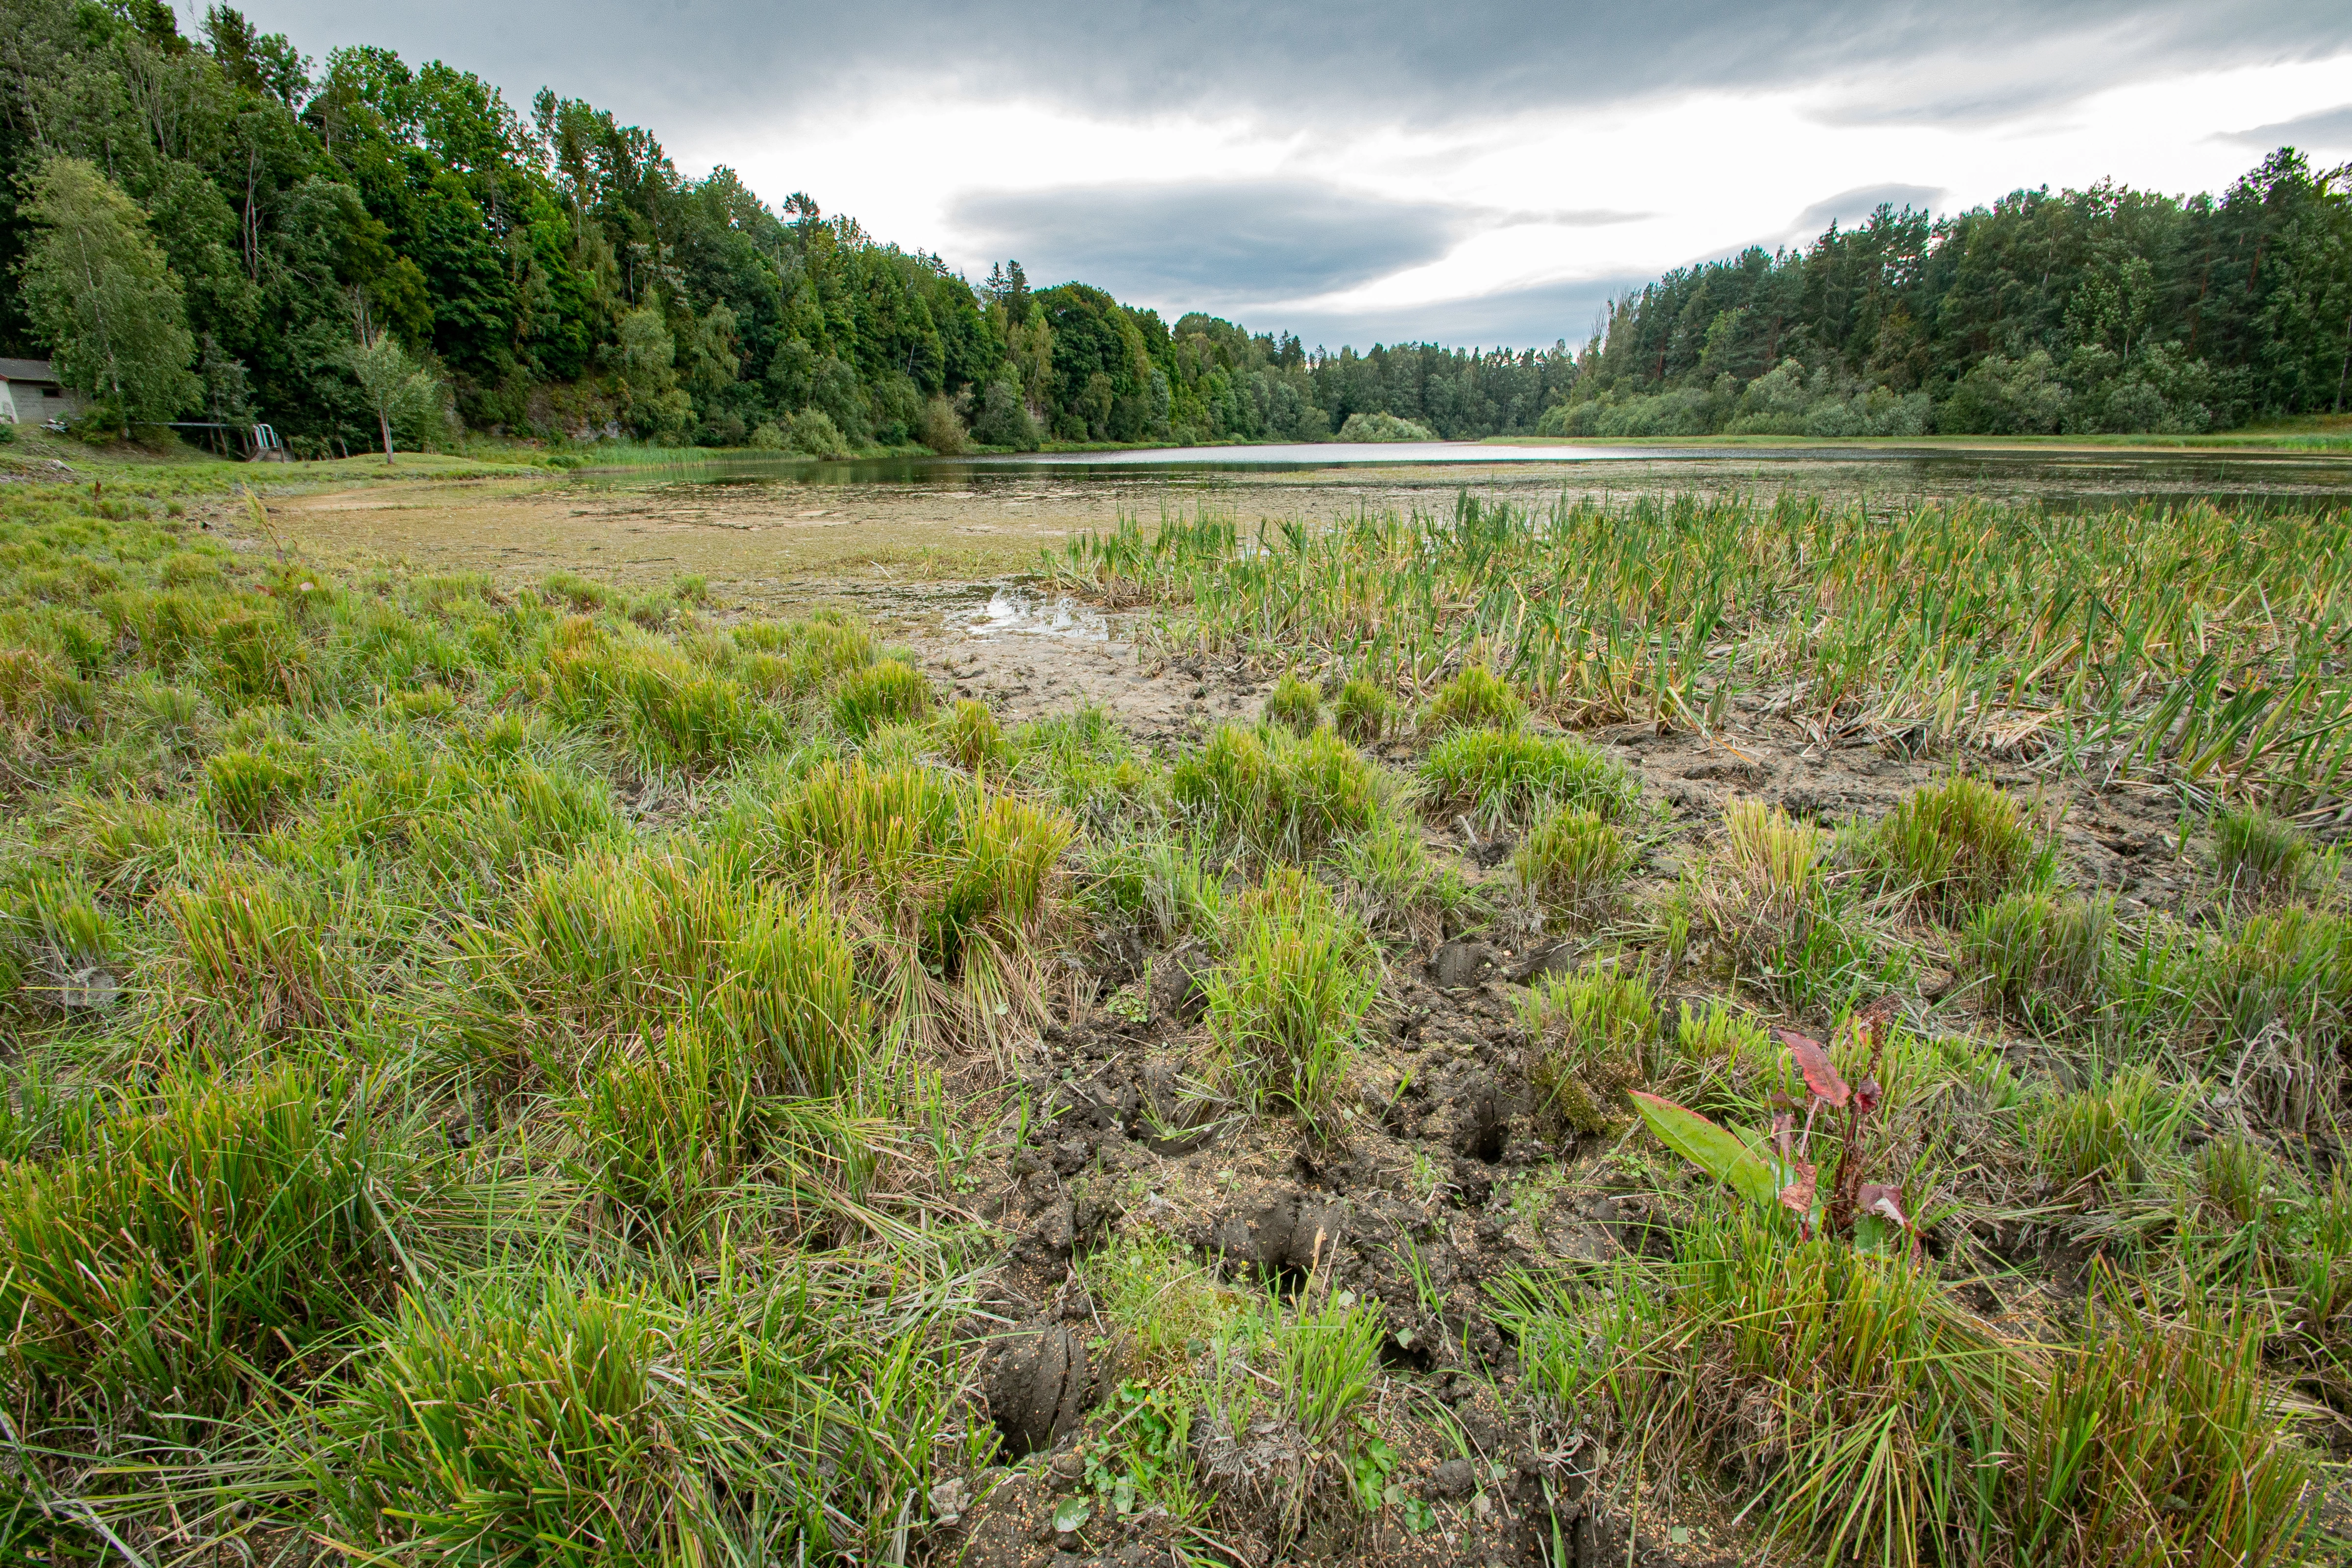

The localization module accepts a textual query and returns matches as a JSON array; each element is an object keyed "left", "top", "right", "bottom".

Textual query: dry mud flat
[{"left": 914, "top": 610, "right": 2208, "bottom": 1568}]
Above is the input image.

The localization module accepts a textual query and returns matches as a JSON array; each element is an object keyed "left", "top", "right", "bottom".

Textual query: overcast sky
[{"left": 230, "top": 0, "right": 2352, "bottom": 351}]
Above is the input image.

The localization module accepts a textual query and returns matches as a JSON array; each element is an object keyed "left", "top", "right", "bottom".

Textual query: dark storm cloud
[
  {"left": 951, "top": 182, "right": 1468, "bottom": 302},
  {"left": 950, "top": 183, "right": 1650, "bottom": 307},
  {"left": 2220, "top": 103, "right": 2352, "bottom": 150},
  {"left": 237, "top": 0, "right": 2351, "bottom": 143}
]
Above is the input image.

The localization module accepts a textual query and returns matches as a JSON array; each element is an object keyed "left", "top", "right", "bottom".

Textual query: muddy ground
[{"left": 908, "top": 602, "right": 2222, "bottom": 1568}]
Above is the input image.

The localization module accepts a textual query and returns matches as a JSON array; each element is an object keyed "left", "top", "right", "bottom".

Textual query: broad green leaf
[
  {"left": 1630, "top": 1090, "right": 1782, "bottom": 1208},
  {"left": 1053, "top": 1499, "right": 1092, "bottom": 1533}
]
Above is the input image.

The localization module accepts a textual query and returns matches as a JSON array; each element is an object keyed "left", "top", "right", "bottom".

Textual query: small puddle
[{"left": 962, "top": 585, "right": 1110, "bottom": 641}]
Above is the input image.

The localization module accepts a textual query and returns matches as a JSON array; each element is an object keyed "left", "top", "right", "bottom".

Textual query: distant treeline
[
  {"left": 0, "top": 1, "right": 2344, "bottom": 453},
  {"left": 1554, "top": 152, "right": 2352, "bottom": 439}
]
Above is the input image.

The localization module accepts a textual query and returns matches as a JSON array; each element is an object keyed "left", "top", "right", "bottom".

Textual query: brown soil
[{"left": 919, "top": 605, "right": 2206, "bottom": 1568}]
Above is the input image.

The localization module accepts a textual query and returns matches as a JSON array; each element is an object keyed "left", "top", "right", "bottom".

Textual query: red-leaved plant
[{"left": 1631, "top": 997, "right": 1920, "bottom": 1257}]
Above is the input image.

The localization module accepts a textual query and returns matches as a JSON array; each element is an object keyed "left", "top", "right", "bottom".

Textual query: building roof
[{"left": 0, "top": 358, "right": 60, "bottom": 384}]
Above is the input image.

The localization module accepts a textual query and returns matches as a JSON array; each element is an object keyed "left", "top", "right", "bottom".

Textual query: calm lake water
[{"left": 576, "top": 440, "right": 2352, "bottom": 512}]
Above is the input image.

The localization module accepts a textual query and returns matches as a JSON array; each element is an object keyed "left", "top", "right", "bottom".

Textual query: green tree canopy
[{"left": 21, "top": 155, "right": 200, "bottom": 426}]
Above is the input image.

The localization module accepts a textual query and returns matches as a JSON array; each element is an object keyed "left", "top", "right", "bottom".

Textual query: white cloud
[{"left": 680, "top": 50, "right": 2351, "bottom": 345}]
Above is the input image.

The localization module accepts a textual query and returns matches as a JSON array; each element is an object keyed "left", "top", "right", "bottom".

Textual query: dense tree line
[
  {"left": 0, "top": 2, "right": 2344, "bottom": 452},
  {"left": 1552, "top": 152, "right": 2352, "bottom": 437}
]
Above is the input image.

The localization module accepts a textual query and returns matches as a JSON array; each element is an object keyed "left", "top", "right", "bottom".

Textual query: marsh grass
[
  {"left": 1330, "top": 676, "right": 1393, "bottom": 745},
  {"left": 1965, "top": 891, "right": 2117, "bottom": 1034},
  {"left": 2213, "top": 806, "right": 2325, "bottom": 905},
  {"left": 1173, "top": 721, "right": 1391, "bottom": 862},
  {"left": 317, "top": 1265, "right": 982, "bottom": 1563},
  {"left": 1206, "top": 872, "right": 1378, "bottom": 1133},
  {"left": 1067, "top": 490, "right": 2352, "bottom": 803},
  {"left": 0, "top": 1063, "right": 404, "bottom": 1428},
  {"left": 1331, "top": 816, "right": 1480, "bottom": 943},
  {"left": 1687, "top": 799, "right": 1892, "bottom": 1010},
  {"left": 1860, "top": 774, "right": 2054, "bottom": 921},
  {"left": 1265, "top": 672, "right": 1323, "bottom": 735},
  {"left": 833, "top": 657, "right": 933, "bottom": 739},
  {"left": 3, "top": 469, "right": 2342, "bottom": 1566},
  {"left": 1502, "top": 1204, "right": 2314, "bottom": 1568},
  {"left": 1512, "top": 805, "right": 1629, "bottom": 929},
  {"left": 1417, "top": 727, "right": 1635, "bottom": 831},
  {"left": 726, "top": 758, "right": 1074, "bottom": 1049},
  {"left": 1420, "top": 665, "right": 1523, "bottom": 734},
  {"left": 1519, "top": 965, "right": 1657, "bottom": 1135}
]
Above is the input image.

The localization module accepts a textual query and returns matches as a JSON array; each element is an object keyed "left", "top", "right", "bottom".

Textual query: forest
[{"left": 0, "top": 0, "right": 2346, "bottom": 453}]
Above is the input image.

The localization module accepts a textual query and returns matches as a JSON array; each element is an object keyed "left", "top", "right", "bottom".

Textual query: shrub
[
  {"left": 832, "top": 658, "right": 931, "bottom": 739},
  {"left": 1520, "top": 966, "right": 1657, "bottom": 1135},
  {"left": 1206, "top": 872, "right": 1377, "bottom": 1132},
  {"left": 917, "top": 396, "right": 967, "bottom": 454},
  {"left": 1330, "top": 676, "right": 1392, "bottom": 744},
  {"left": 1421, "top": 664, "right": 1523, "bottom": 733},
  {"left": 1513, "top": 805, "right": 1629, "bottom": 927},
  {"left": 1172, "top": 722, "right": 1389, "bottom": 861},
  {"left": 786, "top": 408, "right": 854, "bottom": 459},
  {"left": 1264, "top": 672, "right": 1323, "bottom": 735},
  {"left": 1861, "top": 775, "right": 2052, "bottom": 920},
  {"left": 1418, "top": 728, "right": 1634, "bottom": 830}
]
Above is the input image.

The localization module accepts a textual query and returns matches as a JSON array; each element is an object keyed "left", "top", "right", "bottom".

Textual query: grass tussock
[
  {"left": 1206, "top": 870, "right": 1378, "bottom": 1134},
  {"left": 1173, "top": 721, "right": 1391, "bottom": 863},
  {"left": 1860, "top": 773, "right": 2053, "bottom": 920},
  {"left": 318, "top": 1270, "right": 979, "bottom": 1563},
  {"left": 2212, "top": 805, "right": 2325, "bottom": 904},
  {"left": 727, "top": 758, "right": 1074, "bottom": 1049},
  {"left": 1330, "top": 675, "right": 1393, "bottom": 745},
  {"left": 1520, "top": 965, "right": 1657, "bottom": 1135},
  {"left": 1421, "top": 664, "right": 1524, "bottom": 733},
  {"left": 1512, "top": 804, "right": 1630, "bottom": 928},
  {"left": 1417, "top": 727, "right": 1636, "bottom": 831},
  {"left": 0, "top": 1064, "right": 403, "bottom": 1428},
  {"left": 1503, "top": 1207, "right": 2313, "bottom": 1568},
  {"left": 1686, "top": 798, "right": 1889, "bottom": 1009},
  {"left": 1264, "top": 672, "right": 1323, "bottom": 735}
]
